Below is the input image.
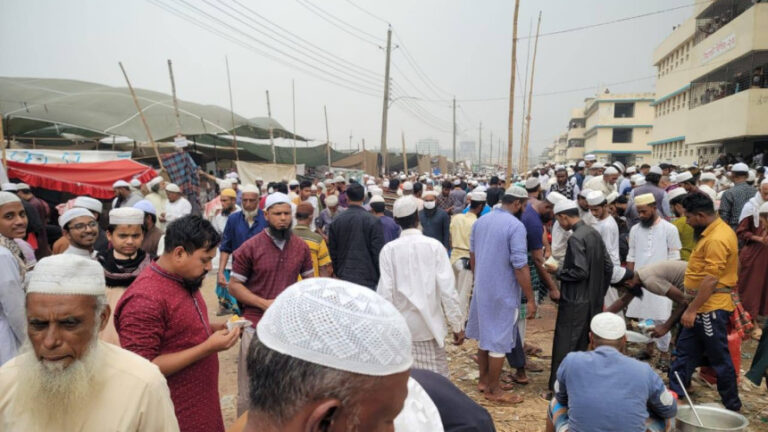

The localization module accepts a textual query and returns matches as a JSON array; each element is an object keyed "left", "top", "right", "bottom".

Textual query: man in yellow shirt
[
  {"left": 449, "top": 191, "right": 485, "bottom": 317},
  {"left": 669, "top": 188, "right": 696, "bottom": 261},
  {"left": 669, "top": 193, "right": 741, "bottom": 412},
  {"left": 292, "top": 202, "right": 332, "bottom": 277}
]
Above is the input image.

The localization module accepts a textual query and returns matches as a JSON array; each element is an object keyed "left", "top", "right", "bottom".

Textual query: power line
[
  {"left": 343, "top": 0, "right": 390, "bottom": 25},
  {"left": 293, "top": 0, "right": 384, "bottom": 47},
  {"left": 227, "top": 0, "right": 383, "bottom": 79},
  {"left": 206, "top": 0, "right": 383, "bottom": 89},
  {"left": 392, "top": 30, "right": 453, "bottom": 99},
  {"left": 150, "top": 0, "right": 382, "bottom": 97},
  {"left": 518, "top": 1, "right": 708, "bottom": 40}
]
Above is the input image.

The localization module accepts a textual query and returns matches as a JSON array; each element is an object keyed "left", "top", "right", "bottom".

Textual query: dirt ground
[{"left": 201, "top": 276, "right": 768, "bottom": 431}]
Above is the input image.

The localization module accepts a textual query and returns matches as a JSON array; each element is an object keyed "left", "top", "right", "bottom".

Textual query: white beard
[{"left": 12, "top": 331, "right": 102, "bottom": 426}]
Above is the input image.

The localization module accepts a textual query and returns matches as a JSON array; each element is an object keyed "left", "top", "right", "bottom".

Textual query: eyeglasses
[{"left": 69, "top": 221, "right": 98, "bottom": 231}]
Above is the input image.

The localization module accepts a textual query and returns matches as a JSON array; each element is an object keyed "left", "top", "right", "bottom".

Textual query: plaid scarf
[
  {"left": 97, "top": 248, "right": 151, "bottom": 287},
  {"left": 0, "top": 234, "right": 27, "bottom": 280},
  {"left": 730, "top": 292, "right": 754, "bottom": 339},
  {"left": 549, "top": 181, "right": 575, "bottom": 200}
]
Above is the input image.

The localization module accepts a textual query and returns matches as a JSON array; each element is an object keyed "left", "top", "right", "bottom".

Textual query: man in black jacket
[{"left": 328, "top": 183, "right": 385, "bottom": 289}]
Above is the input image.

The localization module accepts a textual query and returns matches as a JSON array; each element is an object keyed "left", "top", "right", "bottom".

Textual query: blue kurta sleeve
[
  {"left": 219, "top": 214, "right": 235, "bottom": 253},
  {"left": 509, "top": 224, "right": 528, "bottom": 269},
  {"left": 647, "top": 370, "right": 677, "bottom": 419},
  {"left": 555, "top": 355, "right": 569, "bottom": 406}
]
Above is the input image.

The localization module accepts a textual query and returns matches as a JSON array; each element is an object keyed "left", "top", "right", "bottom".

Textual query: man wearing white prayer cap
[
  {"left": 543, "top": 195, "right": 613, "bottom": 399},
  {"left": 524, "top": 176, "right": 540, "bottom": 200},
  {"left": 575, "top": 188, "right": 598, "bottom": 226},
  {"left": 586, "top": 190, "right": 625, "bottom": 312},
  {"left": 239, "top": 277, "right": 446, "bottom": 432},
  {"left": 449, "top": 190, "right": 486, "bottom": 318},
  {"left": 0, "top": 254, "right": 180, "bottom": 431},
  {"left": 97, "top": 207, "right": 151, "bottom": 345},
  {"left": 0, "top": 191, "right": 29, "bottom": 365},
  {"left": 51, "top": 196, "right": 108, "bottom": 256},
  {"left": 379, "top": 196, "right": 463, "bottom": 378},
  {"left": 143, "top": 176, "right": 168, "bottom": 229},
  {"left": 59, "top": 207, "right": 98, "bottom": 259},
  {"left": 161, "top": 183, "right": 192, "bottom": 224},
  {"left": 111, "top": 179, "right": 142, "bottom": 209},
  {"left": 719, "top": 161, "right": 756, "bottom": 230},
  {"left": 546, "top": 312, "right": 677, "bottom": 432},
  {"left": 134, "top": 199, "right": 163, "bottom": 258},
  {"left": 625, "top": 192, "right": 681, "bottom": 366},
  {"left": 584, "top": 165, "right": 619, "bottom": 198}
]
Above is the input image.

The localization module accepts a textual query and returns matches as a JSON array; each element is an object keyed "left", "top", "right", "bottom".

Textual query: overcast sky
[{"left": 0, "top": 0, "right": 693, "bottom": 162}]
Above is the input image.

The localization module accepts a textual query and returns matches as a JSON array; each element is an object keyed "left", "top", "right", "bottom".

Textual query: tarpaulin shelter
[
  {"left": 6, "top": 159, "right": 157, "bottom": 199},
  {"left": 235, "top": 161, "right": 297, "bottom": 185},
  {"left": 332, "top": 150, "right": 380, "bottom": 176},
  {"left": 193, "top": 135, "right": 347, "bottom": 165}
]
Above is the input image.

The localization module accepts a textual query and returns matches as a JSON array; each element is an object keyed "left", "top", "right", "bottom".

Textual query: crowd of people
[{"left": 1, "top": 152, "right": 768, "bottom": 431}]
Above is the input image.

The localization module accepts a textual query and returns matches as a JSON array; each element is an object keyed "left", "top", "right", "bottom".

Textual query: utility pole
[
  {"left": 522, "top": 11, "right": 542, "bottom": 172},
  {"left": 452, "top": 97, "right": 456, "bottom": 172},
  {"left": 380, "top": 26, "right": 393, "bottom": 175},
  {"left": 292, "top": 80, "right": 297, "bottom": 169},
  {"left": 225, "top": 56, "right": 239, "bottom": 161},
  {"left": 362, "top": 138, "right": 367, "bottom": 174},
  {"left": 324, "top": 105, "right": 331, "bottom": 168},
  {"left": 266, "top": 90, "right": 276, "bottom": 164},
  {"left": 402, "top": 131, "right": 407, "bottom": 173},
  {"left": 478, "top": 121, "right": 482, "bottom": 169},
  {"left": 506, "top": 0, "right": 520, "bottom": 186}
]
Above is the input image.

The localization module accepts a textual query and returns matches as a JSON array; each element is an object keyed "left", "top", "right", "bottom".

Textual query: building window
[
  {"left": 612, "top": 128, "right": 633, "bottom": 143},
  {"left": 614, "top": 103, "right": 635, "bottom": 118}
]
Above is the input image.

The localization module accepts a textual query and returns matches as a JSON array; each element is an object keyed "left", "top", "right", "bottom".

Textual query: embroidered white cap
[
  {"left": 590, "top": 312, "right": 626, "bottom": 340},
  {"left": 27, "top": 255, "right": 106, "bottom": 297},
  {"left": 109, "top": 207, "right": 145, "bottom": 225}
]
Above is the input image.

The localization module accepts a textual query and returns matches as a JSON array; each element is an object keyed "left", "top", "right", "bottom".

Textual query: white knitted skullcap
[
  {"left": 369, "top": 195, "right": 385, "bottom": 204},
  {"left": 606, "top": 191, "right": 619, "bottom": 204},
  {"left": 524, "top": 177, "right": 540, "bottom": 189},
  {"left": 584, "top": 154, "right": 596, "bottom": 161},
  {"left": 635, "top": 193, "right": 656, "bottom": 206},
  {"left": 403, "top": 181, "right": 414, "bottom": 191},
  {"left": 15, "top": 183, "right": 30, "bottom": 191},
  {"left": 505, "top": 185, "right": 528, "bottom": 199},
  {"left": 325, "top": 195, "right": 339, "bottom": 207},
  {"left": 422, "top": 190, "right": 438, "bottom": 198},
  {"left": 649, "top": 165, "right": 663, "bottom": 175},
  {"left": 732, "top": 162, "right": 749, "bottom": 173},
  {"left": 700, "top": 172, "right": 717, "bottom": 181},
  {"left": 590, "top": 312, "right": 626, "bottom": 340},
  {"left": 668, "top": 187, "right": 687, "bottom": 202},
  {"left": 554, "top": 200, "right": 578, "bottom": 214},
  {"left": 109, "top": 207, "right": 145, "bottom": 225},
  {"left": 133, "top": 199, "right": 156, "bottom": 215},
  {"left": 469, "top": 191, "right": 486, "bottom": 202},
  {"left": 130, "top": 178, "right": 142, "bottom": 188},
  {"left": 265, "top": 192, "right": 291, "bottom": 210},
  {"left": 165, "top": 183, "right": 181, "bottom": 193},
  {"left": 148, "top": 176, "right": 164, "bottom": 188},
  {"left": 674, "top": 171, "right": 693, "bottom": 184},
  {"left": 74, "top": 196, "right": 103, "bottom": 214},
  {"left": 59, "top": 207, "right": 94, "bottom": 229},
  {"left": 257, "top": 278, "right": 413, "bottom": 376},
  {"left": 334, "top": 176, "right": 346, "bottom": 184},
  {"left": 0, "top": 191, "right": 21, "bottom": 206},
  {"left": 604, "top": 167, "right": 619, "bottom": 175},
  {"left": 369, "top": 187, "right": 383, "bottom": 197},
  {"left": 366, "top": 180, "right": 376, "bottom": 186},
  {"left": 546, "top": 191, "right": 566, "bottom": 205},
  {"left": 241, "top": 184, "right": 260, "bottom": 195},
  {"left": 289, "top": 179, "right": 300, "bottom": 187},
  {"left": 393, "top": 196, "right": 419, "bottom": 218},
  {"left": 1, "top": 183, "right": 17, "bottom": 192},
  {"left": 113, "top": 180, "right": 130, "bottom": 189},
  {"left": 28, "top": 255, "right": 106, "bottom": 297},
  {"left": 578, "top": 188, "right": 593, "bottom": 198},
  {"left": 586, "top": 190, "right": 606, "bottom": 206}
]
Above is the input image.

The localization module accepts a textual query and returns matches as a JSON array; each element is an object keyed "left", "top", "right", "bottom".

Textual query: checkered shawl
[{"left": 162, "top": 151, "right": 200, "bottom": 206}]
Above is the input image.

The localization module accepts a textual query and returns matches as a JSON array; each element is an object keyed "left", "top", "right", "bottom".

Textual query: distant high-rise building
[
  {"left": 416, "top": 138, "right": 440, "bottom": 155},
  {"left": 459, "top": 141, "right": 475, "bottom": 161}
]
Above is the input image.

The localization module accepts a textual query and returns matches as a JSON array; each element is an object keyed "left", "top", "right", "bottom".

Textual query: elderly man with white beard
[{"left": 0, "top": 254, "right": 179, "bottom": 431}]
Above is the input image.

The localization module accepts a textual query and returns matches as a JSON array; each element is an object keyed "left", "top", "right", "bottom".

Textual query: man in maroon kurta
[
  {"left": 115, "top": 215, "right": 240, "bottom": 432},
  {"left": 228, "top": 192, "right": 314, "bottom": 416}
]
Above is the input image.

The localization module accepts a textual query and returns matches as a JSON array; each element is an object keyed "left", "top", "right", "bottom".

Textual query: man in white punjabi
[
  {"left": 544, "top": 199, "right": 613, "bottom": 400},
  {"left": 378, "top": 196, "right": 464, "bottom": 378},
  {"left": 235, "top": 278, "right": 446, "bottom": 432},
  {"left": 586, "top": 191, "right": 625, "bottom": 313},
  {"left": 58, "top": 207, "right": 99, "bottom": 258},
  {"left": 0, "top": 254, "right": 179, "bottom": 431},
  {"left": 0, "top": 192, "right": 29, "bottom": 365}
]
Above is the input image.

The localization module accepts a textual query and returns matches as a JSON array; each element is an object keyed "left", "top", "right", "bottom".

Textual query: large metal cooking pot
[{"left": 676, "top": 405, "right": 749, "bottom": 432}]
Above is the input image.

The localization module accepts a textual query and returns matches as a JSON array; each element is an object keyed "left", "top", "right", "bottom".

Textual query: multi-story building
[
  {"left": 566, "top": 106, "right": 586, "bottom": 164},
  {"left": 459, "top": 140, "right": 475, "bottom": 161},
  {"left": 554, "top": 133, "right": 568, "bottom": 165},
  {"left": 583, "top": 92, "right": 655, "bottom": 166},
  {"left": 649, "top": 0, "right": 768, "bottom": 166}
]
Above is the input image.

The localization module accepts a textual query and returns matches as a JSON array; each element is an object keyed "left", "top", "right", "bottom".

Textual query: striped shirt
[{"left": 292, "top": 225, "right": 331, "bottom": 277}]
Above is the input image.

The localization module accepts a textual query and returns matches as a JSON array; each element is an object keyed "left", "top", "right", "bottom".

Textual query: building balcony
[
  {"left": 687, "top": 87, "right": 768, "bottom": 144},
  {"left": 692, "top": 3, "right": 768, "bottom": 67},
  {"left": 567, "top": 127, "right": 585, "bottom": 140},
  {"left": 566, "top": 146, "right": 584, "bottom": 161}
]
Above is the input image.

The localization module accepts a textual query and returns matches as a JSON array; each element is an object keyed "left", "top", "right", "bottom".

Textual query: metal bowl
[{"left": 676, "top": 405, "right": 749, "bottom": 432}]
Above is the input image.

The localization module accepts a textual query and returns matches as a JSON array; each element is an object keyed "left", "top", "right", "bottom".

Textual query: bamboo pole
[
  {"left": 362, "top": 138, "right": 367, "bottom": 174},
  {"left": 324, "top": 105, "right": 331, "bottom": 168},
  {"left": 0, "top": 114, "right": 6, "bottom": 169},
  {"left": 292, "top": 80, "right": 297, "bottom": 170},
  {"left": 506, "top": 0, "right": 520, "bottom": 187},
  {"left": 225, "top": 56, "right": 239, "bottom": 161},
  {"left": 118, "top": 62, "right": 163, "bottom": 168},
  {"left": 167, "top": 59, "right": 182, "bottom": 135},
  {"left": 522, "top": 12, "right": 542, "bottom": 172}
]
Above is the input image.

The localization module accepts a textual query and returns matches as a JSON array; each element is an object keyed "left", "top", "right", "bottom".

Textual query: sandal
[
  {"left": 484, "top": 391, "right": 524, "bottom": 405},
  {"left": 525, "top": 344, "right": 543, "bottom": 356},
  {"left": 501, "top": 372, "right": 529, "bottom": 385},
  {"left": 499, "top": 381, "right": 516, "bottom": 391},
  {"left": 539, "top": 390, "right": 553, "bottom": 401}
]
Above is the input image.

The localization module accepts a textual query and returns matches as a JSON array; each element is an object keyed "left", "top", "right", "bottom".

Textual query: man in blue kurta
[{"left": 466, "top": 185, "right": 536, "bottom": 405}]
